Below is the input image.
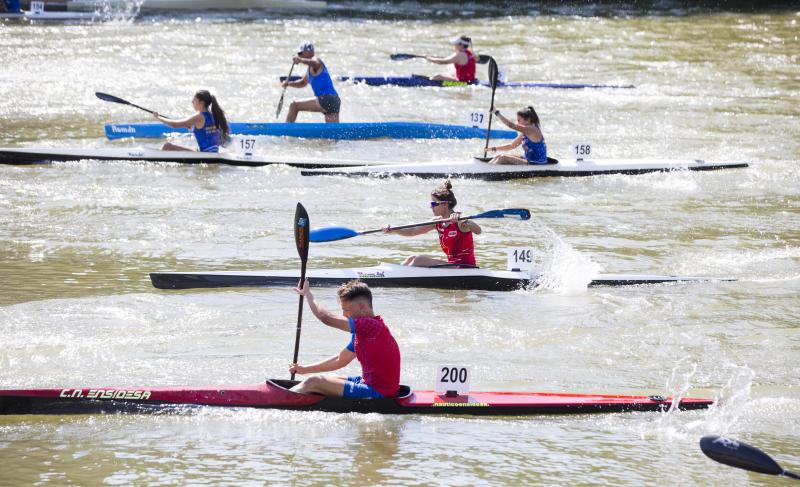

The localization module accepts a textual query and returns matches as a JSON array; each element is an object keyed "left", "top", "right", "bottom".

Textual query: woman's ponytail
[{"left": 209, "top": 94, "right": 230, "bottom": 143}]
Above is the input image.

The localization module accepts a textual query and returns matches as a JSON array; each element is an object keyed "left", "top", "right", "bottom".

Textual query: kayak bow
[
  {"left": 301, "top": 158, "right": 749, "bottom": 180},
  {"left": 0, "top": 379, "right": 712, "bottom": 416},
  {"left": 0, "top": 147, "right": 374, "bottom": 168}
]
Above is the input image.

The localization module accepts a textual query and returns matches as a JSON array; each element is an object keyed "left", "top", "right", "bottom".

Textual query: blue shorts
[{"left": 343, "top": 376, "right": 384, "bottom": 399}]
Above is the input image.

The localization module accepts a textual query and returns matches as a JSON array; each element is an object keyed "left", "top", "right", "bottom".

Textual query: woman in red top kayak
[
  {"left": 290, "top": 279, "right": 401, "bottom": 399},
  {"left": 425, "top": 35, "right": 477, "bottom": 82},
  {"left": 486, "top": 106, "right": 548, "bottom": 165},
  {"left": 384, "top": 180, "right": 482, "bottom": 267},
  {"left": 153, "top": 90, "right": 230, "bottom": 152}
]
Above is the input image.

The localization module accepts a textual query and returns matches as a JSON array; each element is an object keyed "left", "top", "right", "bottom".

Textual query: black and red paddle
[{"left": 290, "top": 203, "right": 310, "bottom": 381}]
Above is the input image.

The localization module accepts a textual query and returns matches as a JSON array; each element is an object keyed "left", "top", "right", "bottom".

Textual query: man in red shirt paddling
[{"left": 289, "top": 280, "right": 401, "bottom": 398}]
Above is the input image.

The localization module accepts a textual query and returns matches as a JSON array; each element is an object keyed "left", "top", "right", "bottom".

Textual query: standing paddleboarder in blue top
[
  {"left": 153, "top": 90, "right": 230, "bottom": 153},
  {"left": 486, "top": 106, "right": 548, "bottom": 165},
  {"left": 2, "top": 0, "right": 22, "bottom": 12},
  {"left": 282, "top": 42, "right": 341, "bottom": 123}
]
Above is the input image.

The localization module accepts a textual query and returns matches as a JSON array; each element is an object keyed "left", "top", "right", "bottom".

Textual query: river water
[{"left": 1, "top": 2, "right": 798, "bottom": 485}]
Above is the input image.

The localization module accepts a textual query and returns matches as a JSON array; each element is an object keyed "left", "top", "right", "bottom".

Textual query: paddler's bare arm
[
  {"left": 294, "top": 279, "right": 351, "bottom": 331},
  {"left": 459, "top": 219, "right": 481, "bottom": 234},
  {"left": 489, "top": 134, "right": 523, "bottom": 153},
  {"left": 289, "top": 347, "right": 355, "bottom": 375},
  {"left": 425, "top": 52, "right": 466, "bottom": 65},
  {"left": 382, "top": 221, "right": 437, "bottom": 236},
  {"left": 293, "top": 55, "right": 323, "bottom": 72},
  {"left": 494, "top": 111, "right": 543, "bottom": 142},
  {"left": 153, "top": 112, "right": 205, "bottom": 130},
  {"left": 283, "top": 72, "right": 309, "bottom": 89}
]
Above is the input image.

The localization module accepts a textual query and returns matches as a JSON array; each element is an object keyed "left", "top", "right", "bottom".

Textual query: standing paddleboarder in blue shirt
[
  {"left": 153, "top": 90, "right": 230, "bottom": 153},
  {"left": 281, "top": 42, "right": 341, "bottom": 123},
  {"left": 486, "top": 106, "right": 548, "bottom": 165},
  {"left": 3, "top": 0, "right": 22, "bottom": 12}
]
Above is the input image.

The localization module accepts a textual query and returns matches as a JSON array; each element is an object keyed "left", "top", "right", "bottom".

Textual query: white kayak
[
  {"left": 301, "top": 157, "right": 749, "bottom": 180},
  {"left": 0, "top": 147, "right": 375, "bottom": 168},
  {"left": 0, "top": 10, "right": 98, "bottom": 20},
  {"left": 68, "top": 0, "right": 325, "bottom": 11},
  {"left": 149, "top": 262, "right": 734, "bottom": 291}
]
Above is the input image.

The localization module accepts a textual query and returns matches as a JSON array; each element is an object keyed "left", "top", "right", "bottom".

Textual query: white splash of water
[{"left": 531, "top": 227, "right": 603, "bottom": 294}]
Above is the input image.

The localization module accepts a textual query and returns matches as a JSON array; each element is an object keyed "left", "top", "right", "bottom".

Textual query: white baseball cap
[
  {"left": 297, "top": 42, "right": 315, "bottom": 54},
  {"left": 450, "top": 36, "right": 471, "bottom": 47}
]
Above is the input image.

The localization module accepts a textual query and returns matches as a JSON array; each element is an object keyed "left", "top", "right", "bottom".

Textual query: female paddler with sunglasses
[
  {"left": 383, "top": 181, "right": 482, "bottom": 267},
  {"left": 486, "top": 106, "right": 548, "bottom": 165}
]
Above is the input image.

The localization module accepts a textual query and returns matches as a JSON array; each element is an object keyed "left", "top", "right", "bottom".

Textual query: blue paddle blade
[
  {"left": 310, "top": 226, "right": 360, "bottom": 242},
  {"left": 472, "top": 209, "right": 531, "bottom": 220}
]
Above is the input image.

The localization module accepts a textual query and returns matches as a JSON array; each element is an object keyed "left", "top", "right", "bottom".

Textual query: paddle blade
[
  {"left": 95, "top": 92, "right": 130, "bottom": 105},
  {"left": 310, "top": 226, "right": 359, "bottom": 242},
  {"left": 487, "top": 57, "right": 499, "bottom": 89},
  {"left": 472, "top": 209, "right": 531, "bottom": 221},
  {"left": 700, "top": 436, "right": 784, "bottom": 476},
  {"left": 477, "top": 54, "right": 492, "bottom": 65},
  {"left": 390, "top": 53, "right": 419, "bottom": 61},
  {"left": 294, "top": 203, "right": 310, "bottom": 263}
]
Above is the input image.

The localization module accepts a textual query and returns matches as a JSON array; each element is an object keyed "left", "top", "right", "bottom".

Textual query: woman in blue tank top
[
  {"left": 153, "top": 90, "right": 229, "bottom": 152},
  {"left": 486, "top": 106, "right": 548, "bottom": 165},
  {"left": 281, "top": 42, "right": 341, "bottom": 123}
]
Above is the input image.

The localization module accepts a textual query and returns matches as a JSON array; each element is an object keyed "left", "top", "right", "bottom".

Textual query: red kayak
[{"left": 0, "top": 379, "right": 712, "bottom": 416}]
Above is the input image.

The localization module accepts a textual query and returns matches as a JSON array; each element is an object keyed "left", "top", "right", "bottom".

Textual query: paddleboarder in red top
[
  {"left": 289, "top": 279, "right": 401, "bottom": 398},
  {"left": 425, "top": 35, "right": 477, "bottom": 82},
  {"left": 384, "top": 180, "right": 481, "bottom": 267}
]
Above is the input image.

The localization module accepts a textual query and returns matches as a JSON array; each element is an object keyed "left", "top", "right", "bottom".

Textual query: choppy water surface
[{"left": 0, "top": 2, "right": 798, "bottom": 485}]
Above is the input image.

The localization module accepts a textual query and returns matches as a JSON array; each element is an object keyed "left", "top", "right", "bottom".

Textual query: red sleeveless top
[
  {"left": 437, "top": 221, "right": 476, "bottom": 266},
  {"left": 454, "top": 50, "right": 476, "bottom": 82}
]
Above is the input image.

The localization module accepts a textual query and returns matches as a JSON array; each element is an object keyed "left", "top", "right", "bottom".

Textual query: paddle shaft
[
  {"left": 276, "top": 63, "right": 295, "bottom": 119},
  {"left": 290, "top": 258, "right": 307, "bottom": 381},
  {"left": 392, "top": 53, "right": 492, "bottom": 64},
  {"left": 290, "top": 203, "right": 310, "bottom": 381},
  {"left": 371, "top": 214, "right": 484, "bottom": 236},
  {"left": 96, "top": 92, "right": 159, "bottom": 115},
  {"left": 483, "top": 59, "right": 499, "bottom": 158}
]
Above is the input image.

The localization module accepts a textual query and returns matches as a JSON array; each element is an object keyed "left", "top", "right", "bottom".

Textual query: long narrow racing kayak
[
  {"left": 149, "top": 263, "right": 734, "bottom": 291},
  {"left": 302, "top": 157, "right": 749, "bottom": 180},
  {"left": 0, "top": 147, "right": 373, "bottom": 168},
  {"left": 68, "top": 0, "right": 325, "bottom": 11},
  {"left": 281, "top": 75, "right": 634, "bottom": 90},
  {"left": 104, "top": 121, "right": 516, "bottom": 141},
  {"left": 0, "top": 379, "right": 712, "bottom": 416},
  {"left": 0, "top": 10, "right": 98, "bottom": 20}
]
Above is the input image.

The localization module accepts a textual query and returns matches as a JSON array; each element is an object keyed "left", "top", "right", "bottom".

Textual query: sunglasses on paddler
[{"left": 430, "top": 201, "right": 449, "bottom": 208}]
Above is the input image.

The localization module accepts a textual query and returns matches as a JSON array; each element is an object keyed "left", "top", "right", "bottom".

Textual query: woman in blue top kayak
[
  {"left": 153, "top": 90, "right": 229, "bottom": 152},
  {"left": 486, "top": 106, "right": 548, "bottom": 165},
  {"left": 282, "top": 42, "right": 341, "bottom": 123}
]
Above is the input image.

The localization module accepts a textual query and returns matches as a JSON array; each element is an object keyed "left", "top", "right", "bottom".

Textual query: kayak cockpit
[{"left": 267, "top": 379, "right": 412, "bottom": 401}]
